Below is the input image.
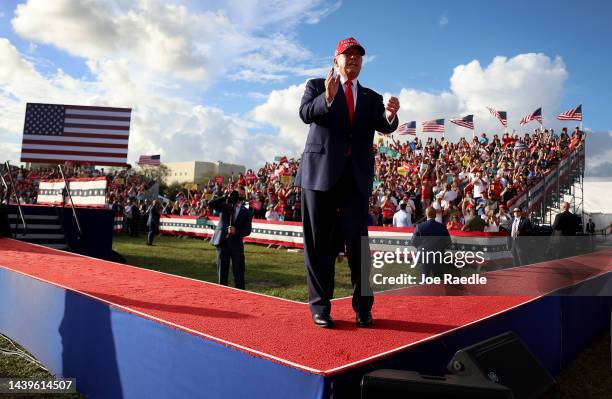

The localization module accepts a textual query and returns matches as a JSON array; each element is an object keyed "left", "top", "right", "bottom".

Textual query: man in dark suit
[
  {"left": 128, "top": 199, "right": 140, "bottom": 237},
  {"left": 146, "top": 200, "right": 161, "bottom": 246},
  {"left": 295, "top": 37, "right": 400, "bottom": 328},
  {"left": 552, "top": 201, "right": 580, "bottom": 258},
  {"left": 412, "top": 207, "right": 452, "bottom": 278},
  {"left": 585, "top": 218, "right": 596, "bottom": 235},
  {"left": 510, "top": 207, "right": 533, "bottom": 266},
  {"left": 208, "top": 188, "right": 252, "bottom": 289},
  {"left": 552, "top": 202, "right": 579, "bottom": 236}
]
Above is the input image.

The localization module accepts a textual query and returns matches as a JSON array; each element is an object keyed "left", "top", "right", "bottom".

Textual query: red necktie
[{"left": 345, "top": 80, "right": 354, "bottom": 124}]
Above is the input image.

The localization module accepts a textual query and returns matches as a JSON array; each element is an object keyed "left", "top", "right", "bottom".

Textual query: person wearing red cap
[{"left": 295, "top": 37, "right": 400, "bottom": 328}]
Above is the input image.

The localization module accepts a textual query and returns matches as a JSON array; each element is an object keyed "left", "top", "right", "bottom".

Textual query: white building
[{"left": 164, "top": 161, "right": 245, "bottom": 185}]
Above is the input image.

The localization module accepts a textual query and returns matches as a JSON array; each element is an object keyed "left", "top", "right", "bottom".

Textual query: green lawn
[{"left": 111, "top": 234, "right": 355, "bottom": 301}]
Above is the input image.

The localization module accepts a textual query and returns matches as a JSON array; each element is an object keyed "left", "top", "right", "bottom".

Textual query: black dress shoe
[
  {"left": 312, "top": 314, "right": 334, "bottom": 328},
  {"left": 356, "top": 312, "right": 373, "bottom": 327}
]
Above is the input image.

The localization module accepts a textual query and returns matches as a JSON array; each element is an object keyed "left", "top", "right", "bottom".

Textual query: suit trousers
[
  {"left": 511, "top": 239, "right": 524, "bottom": 267},
  {"left": 301, "top": 159, "right": 374, "bottom": 316},
  {"left": 147, "top": 225, "right": 159, "bottom": 245},
  {"left": 216, "top": 240, "right": 246, "bottom": 289}
]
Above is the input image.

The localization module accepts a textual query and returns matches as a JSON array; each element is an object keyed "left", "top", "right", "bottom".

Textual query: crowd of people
[
  {"left": 3, "top": 126, "right": 584, "bottom": 235},
  {"left": 370, "top": 126, "right": 584, "bottom": 232},
  {"left": 185, "top": 126, "right": 581, "bottom": 234},
  {"left": 2, "top": 164, "right": 157, "bottom": 209}
]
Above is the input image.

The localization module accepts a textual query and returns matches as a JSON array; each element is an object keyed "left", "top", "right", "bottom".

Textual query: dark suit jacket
[
  {"left": 146, "top": 206, "right": 160, "bottom": 233},
  {"left": 510, "top": 217, "right": 533, "bottom": 237},
  {"left": 127, "top": 204, "right": 139, "bottom": 220},
  {"left": 552, "top": 210, "right": 578, "bottom": 236},
  {"left": 412, "top": 219, "right": 452, "bottom": 253},
  {"left": 294, "top": 78, "right": 399, "bottom": 197},
  {"left": 208, "top": 196, "right": 252, "bottom": 247}
]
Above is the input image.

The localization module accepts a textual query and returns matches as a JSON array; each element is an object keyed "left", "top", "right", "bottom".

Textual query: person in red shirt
[
  {"left": 237, "top": 174, "right": 247, "bottom": 186},
  {"left": 446, "top": 214, "right": 463, "bottom": 230},
  {"left": 381, "top": 196, "right": 396, "bottom": 226},
  {"left": 420, "top": 179, "right": 432, "bottom": 209}
]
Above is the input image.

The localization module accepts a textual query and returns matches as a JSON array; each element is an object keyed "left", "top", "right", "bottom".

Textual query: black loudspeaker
[
  {"left": 361, "top": 370, "right": 513, "bottom": 399},
  {"left": 448, "top": 331, "right": 555, "bottom": 399}
]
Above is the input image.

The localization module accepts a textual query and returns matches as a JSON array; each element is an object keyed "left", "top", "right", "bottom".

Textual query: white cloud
[
  {"left": 1, "top": 1, "right": 344, "bottom": 168},
  {"left": 0, "top": 36, "right": 274, "bottom": 168},
  {"left": 584, "top": 131, "right": 612, "bottom": 177},
  {"left": 253, "top": 53, "right": 571, "bottom": 155},
  {"left": 11, "top": 0, "right": 337, "bottom": 84},
  {"left": 305, "top": 1, "right": 342, "bottom": 24},
  {"left": 391, "top": 53, "right": 568, "bottom": 142},
  {"left": 251, "top": 83, "right": 308, "bottom": 159},
  {"left": 0, "top": 0, "right": 584, "bottom": 174}
]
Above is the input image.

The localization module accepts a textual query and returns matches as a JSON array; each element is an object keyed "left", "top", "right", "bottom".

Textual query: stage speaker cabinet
[
  {"left": 447, "top": 331, "right": 555, "bottom": 399},
  {"left": 361, "top": 369, "right": 513, "bottom": 399}
]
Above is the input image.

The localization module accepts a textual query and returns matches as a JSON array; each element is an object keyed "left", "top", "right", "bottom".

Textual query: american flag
[
  {"left": 20, "top": 103, "right": 131, "bottom": 166},
  {"left": 557, "top": 104, "right": 582, "bottom": 121},
  {"left": 486, "top": 106, "right": 507, "bottom": 127},
  {"left": 449, "top": 115, "right": 474, "bottom": 130},
  {"left": 422, "top": 119, "right": 445, "bottom": 133},
  {"left": 138, "top": 154, "right": 161, "bottom": 166},
  {"left": 396, "top": 121, "right": 416, "bottom": 135},
  {"left": 520, "top": 107, "right": 542, "bottom": 126}
]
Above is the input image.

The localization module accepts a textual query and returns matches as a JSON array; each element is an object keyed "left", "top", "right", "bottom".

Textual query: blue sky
[{"left": 0, "top": 0, "right": 611, "bottom": 175}]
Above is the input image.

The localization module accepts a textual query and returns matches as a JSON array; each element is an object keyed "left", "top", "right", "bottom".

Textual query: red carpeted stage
[{"left": 1, "top": 238, "right": 611, "bottom": 398}]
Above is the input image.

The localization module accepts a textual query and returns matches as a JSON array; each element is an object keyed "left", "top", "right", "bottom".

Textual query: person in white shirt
[
  {"left": 432, "top": 179, "right": 444, "bottom": 198},
  {"left": 496, "top": 204, "right": 512, "bottom": 232},
  {"left": 393, "top": 203, "right": 412, "bottom": 227},
  {"left": 399, "top": 196, "right": 416, "bottom": 215},
  {"left": 431, "top": 194, "right": 444, "bottom": 224},
  {"left": 386, "top": 190, "right": 398, "bottom": 207},
  {"left": 472, "top": 172, "right": 486, "bottom": 199},
  {"left": 442, "top": 183, "right": 457, "bottom": 204},
  {"left": 265, "top": 205, "right": 280, "bottom": 221}
]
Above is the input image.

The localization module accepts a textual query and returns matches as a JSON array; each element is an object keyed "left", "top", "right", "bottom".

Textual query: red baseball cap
[{"left": 334, "top": 37, "right": 365, "bottom": 57}]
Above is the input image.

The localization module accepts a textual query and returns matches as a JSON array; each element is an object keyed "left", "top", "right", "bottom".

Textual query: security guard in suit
[
  {"left": 208, "top": 189, "right": 252, "bottom": 289},
  {"left": 412, "top": 207, "right": 453, "bottom": 278}
]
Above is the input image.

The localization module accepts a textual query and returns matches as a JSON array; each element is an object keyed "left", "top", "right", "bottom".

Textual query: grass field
[
  {"left": 111, "top": 234, "right": 353, "bottom": 301},
  {"left": 110, "top": 234, "right": 460, "bottom": 300}
]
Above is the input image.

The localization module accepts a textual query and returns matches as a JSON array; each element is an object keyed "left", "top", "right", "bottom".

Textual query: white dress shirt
[{"left": 511, "top": 218, "right": 521, "bottom": 238}]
